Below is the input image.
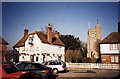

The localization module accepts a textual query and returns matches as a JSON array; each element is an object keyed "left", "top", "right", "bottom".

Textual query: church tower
[{"left": 87, "top": 23, "right": 102, "bottom": 59}]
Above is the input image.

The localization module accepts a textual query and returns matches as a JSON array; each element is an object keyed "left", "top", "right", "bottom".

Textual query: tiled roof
[
  {"left": 13, "top": 35, "right": 29, "bottom": 48},
  {"left": 0, "top": 36, "right": 9, "bottom": 45},
  {"left": 13, "top": 31, "right": 64, "bottom": 48},
  {"left": 100, "top": 32, "right": 120, "bottom": 44},
  {"left": 35, "top": 31, "right": 64, "bottom": 46}
]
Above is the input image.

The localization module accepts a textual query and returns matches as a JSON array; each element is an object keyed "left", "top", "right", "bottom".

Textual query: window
[
  {"left": 36, "top": 57, "right": 39, "bottom": 61},
  {"left": 110, "top": 44, "right": 118, "bottom": 50},
  {"left": 16, "top": 64, "right": 25, "bottom": 70},
  {"left": 111, "top": 56, "right": 114, "bottom": 62},
  {"left": 111, "top": 56, "right": 119, "bottom": 63},
  {"left": 115, "top": 56, "right": 119, "bottom": 62}
]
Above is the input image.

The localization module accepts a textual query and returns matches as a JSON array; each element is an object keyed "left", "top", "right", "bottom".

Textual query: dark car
[
  {"left": 1, "top": 64, "right": 41, "bottom": 79},
  {"left": 14, "top": 62, "right": 55, "bottom": 79}
]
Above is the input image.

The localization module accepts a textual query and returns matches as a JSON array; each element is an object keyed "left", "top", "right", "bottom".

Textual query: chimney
[
  {"left": 118, "top": 21, "right": 120, "bottom": 32},
  {"left": 24, "top": 29, "right": 28, "bottom": 37},
  {"left": 47, "top": 23, "right": 52, "bottom": 44},
  {"left": 55, "top": 31, "right": 59, "bottom": 39}
]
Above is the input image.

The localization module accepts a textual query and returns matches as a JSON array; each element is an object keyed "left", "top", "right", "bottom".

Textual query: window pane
[
  {"left": 111, "top": 56, "right": 114, "bottom": 62},
  {"left": 36, "top": 57, "right": 39, "bottom": 61},
  {"left": 115, "top": 56, "right": 119, "bottom": 62}
]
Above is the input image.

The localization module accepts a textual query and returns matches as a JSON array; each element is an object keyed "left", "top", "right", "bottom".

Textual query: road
[{"left": 56, "top": 69, "right": 120, "bottom": 79}]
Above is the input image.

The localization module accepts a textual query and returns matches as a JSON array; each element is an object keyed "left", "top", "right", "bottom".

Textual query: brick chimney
[
  {"left": 47, "top": 23, "right": 52, "bottom": 44},
  {"left": 24, "top": 29, "right": 28, "bottom": 37},
  {"left": 118, "top": 21, "right": 120, "bottom": 32},
  {"left": 55, "top": 31, "right": 59, "bottom": 39}
]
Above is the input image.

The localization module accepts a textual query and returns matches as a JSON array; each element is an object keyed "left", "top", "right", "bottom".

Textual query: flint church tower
[{"left": 87, "top": 22, "right": 102, "bottom": 59}]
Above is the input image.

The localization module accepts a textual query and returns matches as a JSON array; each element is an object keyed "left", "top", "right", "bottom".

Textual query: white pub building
[{"left": 13, "top": 24, "right": 65, "bottom": 63}]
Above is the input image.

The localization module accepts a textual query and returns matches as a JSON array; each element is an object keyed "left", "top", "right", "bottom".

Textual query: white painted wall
[
  {"left": 100, "top": 44, "right": 120, "bottom": 54},
  {"left": 15, "top": 33, "right": 65, "bottom": 63},
  {"left": 41, "top": 43, "right": 65, "bottom": 61}
]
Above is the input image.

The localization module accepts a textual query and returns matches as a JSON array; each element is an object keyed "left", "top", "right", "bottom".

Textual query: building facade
[
  {"left": 87, "top": 23, "right": 102, "bottom": 59},
  {"left": 0, "top": 37, "right": 9, "bottom": 63},
  {"left": 13, "top": 24, "right": 65, "bottom": 63},
  {"left": 100, "top": 22, "right": 120, "bottom": 64}
]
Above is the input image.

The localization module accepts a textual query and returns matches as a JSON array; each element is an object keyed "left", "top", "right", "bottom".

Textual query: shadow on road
[
  {"left": 52, "top": 74, "right": 59, "bottom": 79},
  {"left": 59, "top": 70, "right": 69, "bottom": 73},
  {"left": 73, "top": 70, "right": 96, "bottom": 73}
]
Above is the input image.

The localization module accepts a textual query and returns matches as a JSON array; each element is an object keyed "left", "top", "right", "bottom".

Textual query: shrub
[{"left": 82, "top": 57, "right": 91, "bottom": 63}]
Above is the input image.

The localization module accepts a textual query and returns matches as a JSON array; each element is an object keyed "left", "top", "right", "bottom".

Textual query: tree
[
  {"left": 73, "top": 50, "right": 83, "bottom": 63},
  {"left": 60, "top": 34, "right": 88, "bottom": 63},
  {"left": 81, "top": 42, "right": 87, "bottom": 57},
  {"left": 60, "top": 34, "right": 82, "bottom": 51},
  {"left": 66, "top": 50, "right": 74, "bottom": 62},
  {"left": 82, "top": 57, "right": 91, "bottom": 63}
]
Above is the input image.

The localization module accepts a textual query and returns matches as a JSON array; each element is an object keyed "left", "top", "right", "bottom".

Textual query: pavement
[{"left": 56, "top": 69, "right": 120, "bottom": 79}]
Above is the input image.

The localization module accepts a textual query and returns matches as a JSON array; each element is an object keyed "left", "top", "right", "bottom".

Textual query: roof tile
[{"left": 100, "top": 32, "right": 120, "bottom": 44}]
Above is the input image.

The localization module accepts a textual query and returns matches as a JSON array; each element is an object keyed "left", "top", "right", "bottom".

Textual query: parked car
[
  {"left": 1, "top": 64, "right": 41, "bottom": 79},
  {"left": 42, "top": 60, "right": 67, "bottom": 74},
  {"left": 14, "top": 62, "right": 54, "bottom": 79}
]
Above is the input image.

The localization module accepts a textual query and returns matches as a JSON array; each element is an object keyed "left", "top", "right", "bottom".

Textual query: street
[{"left": 56, "top": 69, "right": 120, "bottom": 79}]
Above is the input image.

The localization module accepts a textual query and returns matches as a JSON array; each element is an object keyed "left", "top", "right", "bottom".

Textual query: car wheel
[{"left": 53, "top": 68, "right": 58, "bottom": 74}]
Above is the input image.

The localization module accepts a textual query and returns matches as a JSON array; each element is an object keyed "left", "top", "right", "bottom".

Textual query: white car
[{"left": 42, "top": 60, "right": 67, "bottom": 74}]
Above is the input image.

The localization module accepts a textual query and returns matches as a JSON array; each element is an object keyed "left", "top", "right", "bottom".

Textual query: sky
[{"left": 2, "top": 2, "right": 119, "bottom": 49}]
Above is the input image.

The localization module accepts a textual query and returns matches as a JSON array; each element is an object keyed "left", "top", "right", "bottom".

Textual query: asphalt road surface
[{"left": 56, "top": 69, "right": 120, "bottom": 79}]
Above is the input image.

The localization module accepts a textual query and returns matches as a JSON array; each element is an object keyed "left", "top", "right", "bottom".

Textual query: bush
[{"left": 82, "top": 57, "right": 91, "bottom": 63}]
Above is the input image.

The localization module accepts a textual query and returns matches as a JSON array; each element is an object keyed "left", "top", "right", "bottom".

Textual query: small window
[
  {"left": 44, "top": 62, "right": 48, "bottom": 65},
  {"left": 36, "top": 57, "right": 39, "bottom": 61},
  {"left": 115, "top": 56, "right": 119, "bottom": 62},
  {"left": 111, "top": 56, "right": 114, "bottom": 62},
  {"left": 25, "top": 64, "right": 32, "bottom": 69},
  {"left": 56, "top": 61, "right": 61, "bottom": 65},
  {"left": 49, "top": 62, "right": 56, "bottom": 65},
  {"left": 111, "top": 56, "right": 119, "bottom": 63},
  {"left": 16, "top": 64, "right": 25, "bottom": 70},
  {"left": 110, "top": 44, "right": 118, "bottom": 50},
  {"left": 49, "top": 62, "right": 53, "bottom": 65}
]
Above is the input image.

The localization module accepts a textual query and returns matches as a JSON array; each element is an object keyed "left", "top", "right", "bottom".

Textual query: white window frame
[
  {"left": 115, "top": 56, "right": 119, "bottom": 63},
  {"left": 111, "top": 56, "right": 114, "bottom": 62},
  {"left": 111, "top": 56, "right": 119, "bottom": 63},
  {"left": 110, "top": 44, "right": 118, "bottom": 50}
]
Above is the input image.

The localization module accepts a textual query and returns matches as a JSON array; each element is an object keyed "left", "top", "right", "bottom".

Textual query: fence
[{"left": 66, "top": 63, "right": 120, "bottom": 70}]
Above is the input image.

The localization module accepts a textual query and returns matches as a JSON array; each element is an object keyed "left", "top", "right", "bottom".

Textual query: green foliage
[
  {"left": 60, "top": 35, "right": 82, "bottom": 51},
  {"left": 82, "top": 57, "right": 92, "bottom": 63},
  {"left": 66, "top": 49, "right": 83, "bottom": 63},
  {"left": 73, "top": 50, "right": 83, "bottom": 63},
  {"left": 66, "top": 50, "right": 73, "bottom": 62},
  {"left": 60, "top": 34, "right": 87, "bottom": 63}
]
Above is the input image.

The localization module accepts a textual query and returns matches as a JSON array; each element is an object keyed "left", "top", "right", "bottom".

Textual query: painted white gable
[{"left": 100, "top": 44, "right": 120, "bottom": 54}]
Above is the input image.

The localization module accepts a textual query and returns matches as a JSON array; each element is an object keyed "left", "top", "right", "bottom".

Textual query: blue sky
[{"left": 2, "top": 2, "right": 119, "bottom": 49}]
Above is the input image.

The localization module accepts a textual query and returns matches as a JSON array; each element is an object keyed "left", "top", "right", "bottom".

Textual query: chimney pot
[{"left": 24, "top": 29, "right": 28, "bottom": 37}]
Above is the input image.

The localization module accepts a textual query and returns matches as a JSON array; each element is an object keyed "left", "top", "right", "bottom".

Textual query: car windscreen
[
  {"left": 34, "top": 63, "right": 48, "bottom": 70},
  {"left": 16, "top": 63, "right": 48, "bottom": 70},
  {"left": 3, "top": 65, "right": 18, "bottom": 74}
]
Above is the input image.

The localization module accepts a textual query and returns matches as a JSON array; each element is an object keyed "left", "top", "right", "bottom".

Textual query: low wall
[{"left": 66, "top": 63, "right": 120, "bottom": 70}]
